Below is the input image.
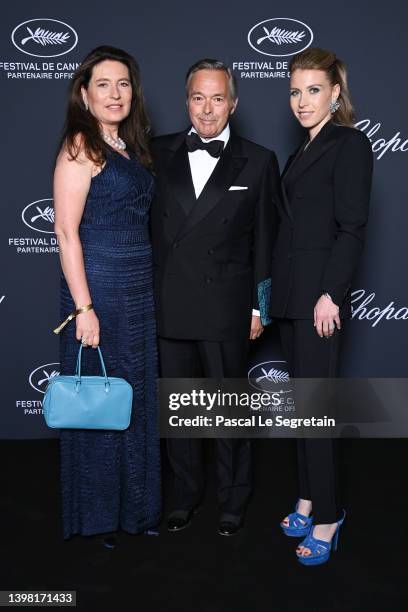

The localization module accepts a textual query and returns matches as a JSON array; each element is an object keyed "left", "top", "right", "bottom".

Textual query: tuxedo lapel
[
  {"left": 286, "top": 121, "right": 339, "bottom": 185},
  {"left": 280, "top": 122, "right": 341, "bottom": 223},
  {"left": 177, "top": 133, "right": 248, "bottom": 239},
  {"left": 281, "top": 141, "right": 306, "bottom": 223},
  {"left": 281, "top": 181, "right": 294, "bottom": 224},
  {"left": 167, "top": 136, "right": 196, "bottom": 217},
  {"left": 281, "top": 140, "right": 306, "bottom": 181}
]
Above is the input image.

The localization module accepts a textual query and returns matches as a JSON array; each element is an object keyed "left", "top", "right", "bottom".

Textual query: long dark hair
[
  {"left": 289, "top": 47, "right": 355, "bottom": 127},
  {"left": 60, "top": 45, "right": 152, "bottom": 169}
]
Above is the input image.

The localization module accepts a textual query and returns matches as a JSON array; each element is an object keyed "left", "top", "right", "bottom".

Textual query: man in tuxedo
[{"left": 151, "top": 59, "right": 281, "bottom": 535}]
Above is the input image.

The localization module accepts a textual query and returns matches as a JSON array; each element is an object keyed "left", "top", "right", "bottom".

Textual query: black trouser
[
  {"left": 159, "top": 337, "right": 251, "bottom": 523},
  {"left": 278, "top": 319, "right": 342, "bottom": 524}
]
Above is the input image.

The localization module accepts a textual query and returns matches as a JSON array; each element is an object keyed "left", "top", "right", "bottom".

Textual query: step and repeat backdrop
[{"left": 0, "top": 0, "right": 406, "bottom": 438}]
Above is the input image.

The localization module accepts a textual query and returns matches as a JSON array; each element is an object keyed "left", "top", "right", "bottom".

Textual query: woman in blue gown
[{"left": 53, "top": 46, "right": 161, "bottom": 542}]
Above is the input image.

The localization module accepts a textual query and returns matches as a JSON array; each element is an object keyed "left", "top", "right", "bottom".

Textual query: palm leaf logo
[
  {"left": 38, "top": 369, "right": 60, "bottom": 387},
  {"left": 256, "top": 367, "right": 290, "bottom": 384},
  {"left": 257, "top": 26, "right": 305, "bottom": 46},
  {"left": 30, "top": 205, "right": 55, "bottom": 224},
  {"left": 21, "top": 27, "right": 70, "bottom": 47}
]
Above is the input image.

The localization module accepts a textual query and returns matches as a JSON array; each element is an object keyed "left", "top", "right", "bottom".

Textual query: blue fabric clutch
[{"left": 43, "top": 345, "right": 133, "bottom": 430}]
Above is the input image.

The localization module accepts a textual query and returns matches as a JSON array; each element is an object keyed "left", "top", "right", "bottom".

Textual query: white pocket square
[{"left": 229, "top": 186, "right": 248, "bottom": 191}]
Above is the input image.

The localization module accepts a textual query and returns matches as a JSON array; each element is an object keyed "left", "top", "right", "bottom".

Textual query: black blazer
[
  {"left": 269, "top": 120, "right": 373, "bottom": 319},
  {"left": 150, "top": 129, "right": 281, "bottom": 341}
]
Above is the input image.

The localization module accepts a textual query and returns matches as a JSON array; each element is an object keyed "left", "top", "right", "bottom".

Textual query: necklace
[{"left": 102, "top": 132, "right": 126, "bottom": 151}]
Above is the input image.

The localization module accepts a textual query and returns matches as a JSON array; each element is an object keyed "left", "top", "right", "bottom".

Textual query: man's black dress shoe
[
  {"left": 218, "top": 520, "right": 241, "bottom": 536},
  {"left": 167, "top": 508, "right": 198, "bottom": 532}
]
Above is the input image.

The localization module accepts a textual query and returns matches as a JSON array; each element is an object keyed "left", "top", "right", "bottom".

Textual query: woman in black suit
[{"left": 270, "top": 48, "right": 373, "bottom": 565}]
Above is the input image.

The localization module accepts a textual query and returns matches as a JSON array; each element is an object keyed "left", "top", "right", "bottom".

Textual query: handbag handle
[{"left": 75, "top": 345, "right": 110, "bottom": 392}]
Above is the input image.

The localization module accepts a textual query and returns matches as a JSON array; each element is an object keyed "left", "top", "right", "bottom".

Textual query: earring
[
  {"left": 83, "top": 99, "right": 89, "bottom": 111},
  {"left": 330, "top": 99, "right": 340, "bottom": 114}
]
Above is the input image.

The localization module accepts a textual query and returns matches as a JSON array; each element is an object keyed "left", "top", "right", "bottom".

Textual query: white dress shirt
[
  {"left": 187, "top": 124, "right": 260, "bottom": 319},
  {"left": 187, "top": 124, "right": 230, "bottom": 198}
]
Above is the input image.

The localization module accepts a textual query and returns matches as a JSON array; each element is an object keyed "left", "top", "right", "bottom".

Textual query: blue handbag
[{"left": 43, "top": 345, "right": 133, "bottom": 430}]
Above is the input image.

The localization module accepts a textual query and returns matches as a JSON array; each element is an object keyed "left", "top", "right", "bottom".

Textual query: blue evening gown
[{"left": 59, "top": 148, "right": 161, "bottom": 538}]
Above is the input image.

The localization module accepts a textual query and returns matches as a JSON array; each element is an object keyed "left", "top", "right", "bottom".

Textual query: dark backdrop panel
[{"left": 1, "top": 0, "right": 406, "bottom": 438}]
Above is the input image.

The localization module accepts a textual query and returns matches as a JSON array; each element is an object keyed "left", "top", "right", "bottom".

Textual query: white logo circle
[
  {"left": 29, "top": 363, "right": 60, "bottom": 394},
  {"left": 11, "top": 18, "right": 78, "bottom": 58},
  {"left": 248, "top": 360, "right": 290, "bottom": 391},
  {"left": 22, "top": 199, "right": 55, "bottom": 234},
  {"left": 248, "top": 18, "right": 313, "bottom": 57}
]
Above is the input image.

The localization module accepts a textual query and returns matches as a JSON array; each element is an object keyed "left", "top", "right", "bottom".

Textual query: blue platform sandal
[
  {"left": 280, "top": 501, "right": 313, "bottom": 538},
  {"left": 296, "top": 511, "right": 346, "bottom": 566}
]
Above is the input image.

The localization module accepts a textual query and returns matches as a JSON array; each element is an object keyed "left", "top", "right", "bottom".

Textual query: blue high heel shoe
[
  {"left": 296, "top": 511, "right": 346, "bottom": 566},
  {"left": 280, "top": 501, "right": 313, "bottom": 538}
]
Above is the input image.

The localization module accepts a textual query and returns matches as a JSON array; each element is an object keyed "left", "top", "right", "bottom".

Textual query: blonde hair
[{"left": 289, "top": 47, "right": 355, "bottom": 127}]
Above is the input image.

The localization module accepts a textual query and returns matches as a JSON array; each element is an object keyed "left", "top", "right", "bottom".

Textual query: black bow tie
[{"left": 186, "top": 132, "right": 224, "bottom": 158}]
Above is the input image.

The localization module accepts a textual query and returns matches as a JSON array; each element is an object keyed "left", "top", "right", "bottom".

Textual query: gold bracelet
[{"left": 53, "top": 303, "right": 94, "bottom": 335}]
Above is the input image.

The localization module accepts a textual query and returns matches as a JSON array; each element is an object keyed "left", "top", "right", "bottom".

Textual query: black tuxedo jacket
[
  {"left": 150, "top": 130, "right": 281, "bottom": 341},
  {"left": 269, "top": 121, "right": 373, "bottom": 319}
]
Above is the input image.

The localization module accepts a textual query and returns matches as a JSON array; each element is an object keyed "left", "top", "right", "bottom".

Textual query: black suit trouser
[
  {"left": 159, "top": 337, "right": 251, "bottom": 522},
  {"left": 278, "top": 319, "right": 342, "bottom": 524}
]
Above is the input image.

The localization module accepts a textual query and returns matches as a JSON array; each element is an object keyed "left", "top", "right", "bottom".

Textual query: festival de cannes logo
[
  {"left": 9, "top": 198, "right": 58, "bottom": 254},
  {"left": 29, "top": 363, "right": 60, "bottom": 394},
  {"left": 11, "top": 19, "right": 78, "bottom": 58},
  {"left": 248, "top": 18, "right": 313, "bottom": 57},
  {"left": 22, "top": 199, "right": 55, "bottom": 234},
  {"left": 248, "top": 360, "right": 290, "bottom": 392}
]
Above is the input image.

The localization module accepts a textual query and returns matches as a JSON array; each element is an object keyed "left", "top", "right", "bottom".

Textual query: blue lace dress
[{"left": 59, "top": 148, "right": 161, "bottom": 539}]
